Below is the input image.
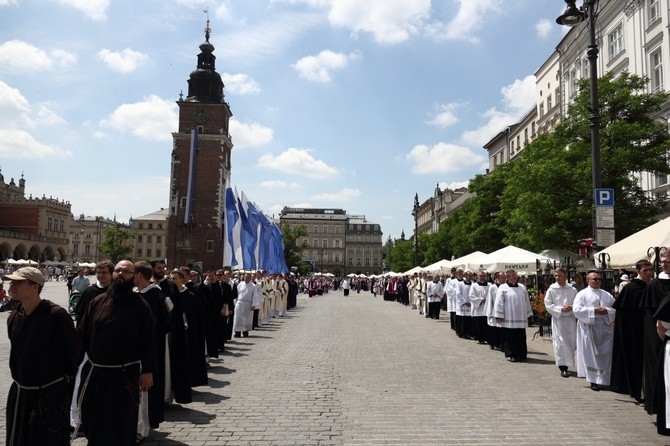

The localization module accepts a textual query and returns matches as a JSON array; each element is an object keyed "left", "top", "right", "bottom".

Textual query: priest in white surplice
[
  {"left": 573, "top": 271, "right": 616, "bottom": 391},
  {"left": 494, "top": 269, "right": 533, "bottom": 362},
  {"left": 543, "top": 267, "right": 577, "bottom": 378}
]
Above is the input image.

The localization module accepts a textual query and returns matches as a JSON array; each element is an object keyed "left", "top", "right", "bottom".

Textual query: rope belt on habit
[
  {"left": 71, "top": 359, "right": 142, "bottom": 443},
  {"left": 9, "top": 376, "right": 67, "bottom": 446}
]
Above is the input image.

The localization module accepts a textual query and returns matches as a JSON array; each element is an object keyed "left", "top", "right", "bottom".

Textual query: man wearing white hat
[{"left": 3, "top": 267, "right": 81, "bottom": 446}]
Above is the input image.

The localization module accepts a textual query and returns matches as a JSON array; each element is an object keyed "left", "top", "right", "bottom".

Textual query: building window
[
  {"left": 365, "top": 258, "right": 370, "bottom": 266},
  {"left": 649, "top": 0, "right": 660, "bottom": 23},
  {"left": 313, "top": 226, "right": 318, "bottom": 234},
  {"left": 207, "top": 240, "right": 214, "bottom": 251},
  {"left": 322, "top": 225, "right": 328, "bottom": 234},
  {"left": 569, "top": 69, "right": 578, "bottom": 97},
  {"left": 146, "top": 248, "right": 152, "bottom": 257},
  {"left": 335, "top": 226, "right": 340, "bottom": 234},
  {"left": 651, "top": 49, "right": 663, "bottom": 92},
  {"left": 531, "top": 122, "right": 536, "bottom": 137},
  {"left": 547, "top": 94, "right": 552, "bottom": 111},
  {"left": 73, "top": 244, "right": 79, "bottom": 255},
  {"left": 348, "top": 258, "right": 353, "bottom": 265},
  {"left": 312, "top": 239, "right": 318, "bottom": 248},
  {"left": 524, "top": 129, "right": 528, "bottom": 144},
  {"left": 48, "top": 216, "right": 53, "bottom": 231},
  {"left": 136, "top": 248, "right": 141, "bottom": 257},
  {"left": 157, "top": 235, "right": 162, "bottom": 243},
  {"left": 148, "top": 223, "right": 153, "bottom": 229},
  {"left": 139, "top": 223, "right": 144, "bottom": 229},
  {"left": 84, "top": 244, "right": 91, "bottom": 255},
  {"left": 335, "top": 240, "right": 340, "bottom": 248},
  {"left": 539, "top": 103, "right": 545, "bottom": 117},
  {"left": 609, "top": 24, "right": 623, "bottom": 61},
  {"left": 137, "top": 235, "right": 143, "bottom": 243},
  {"left": 147, "top": 235, "right": 152, "bottom": 243},
  {"left": 156, "top": 249, "right": 162, "bottom": 257},
  {"left": 322, "top": 239, "right": 328, "bottom": 248}
]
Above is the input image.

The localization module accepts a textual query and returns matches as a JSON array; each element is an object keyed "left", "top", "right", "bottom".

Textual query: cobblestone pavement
[{"left": 1, "top": 282, "right": 669, "bottom": 445}]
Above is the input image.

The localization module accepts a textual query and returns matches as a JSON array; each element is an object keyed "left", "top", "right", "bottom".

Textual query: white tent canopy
[
  {"left": 468, "top": 245, "right": 552, "bottom": 275},
  {"left": 538, "top": 248, "right": 595, "bottom": 272},
  {"left": 597, "top": 216, "right": 670, "bottom": 269},
  {"left": 423, "top": 259, "right": 452, "bottom": 273},
  {"left": 444, "top": 251, "right": 487, "bottom": 272},
  {"left": 403, "top": 265, "right": 424, "bottom": 275}
]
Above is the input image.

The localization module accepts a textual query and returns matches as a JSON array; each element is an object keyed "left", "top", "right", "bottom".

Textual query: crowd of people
[
  {"left": 2, "top": 260, "right": 300, "bottom": 445},
  {"left": 366, "top": 255, "right": 670, "bottom": 437}
]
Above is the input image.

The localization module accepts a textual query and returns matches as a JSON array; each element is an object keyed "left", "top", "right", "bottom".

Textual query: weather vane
[{"left": 203, "top": 7, "right": 211, "bottom": 42}]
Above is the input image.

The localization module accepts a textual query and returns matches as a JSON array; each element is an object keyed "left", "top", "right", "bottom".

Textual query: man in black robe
[
  {"left": 76, "top": 260, "right": 156, "bottom": 445},
  {"left": 217, "top": 269, "right": 236, "bottom": 347},
  {"left": 134, "top": 261, "right": 171, "bottom": 433},
  {"left": 610, "top": 259, "right": 653, "bottom": 402},
  {"left": 4, "top": 267, "right": 81, "bottom": 446},
  {"left": 197, "top": 271, "right": 222, "bottom": 358},
  {"left": 640, "top": 252, "right": 670, "bottom": 415},
  {"left": 73, "top": 260, "right": 113, "bottom": 322},
  {"left": 150, "top": 258, "right": 172, "bottom": 299}
]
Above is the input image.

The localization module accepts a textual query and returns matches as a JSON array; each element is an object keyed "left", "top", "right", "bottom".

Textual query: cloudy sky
[{"left": 0, "top": 0, "right": 565, "bottom": 240}]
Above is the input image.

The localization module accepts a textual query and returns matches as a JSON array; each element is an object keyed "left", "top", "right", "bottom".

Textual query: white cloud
[
  {"left": 535, "top": 19, "right": 553, "bottom": 39},
  {"left": 437, "top": 180, "right": 470, "bottom": 191},
  {"left": 0, "top": 81, "right": 31, "bottom": 127},
  {"left": 312, "top": 187, "right": 361, "bottom": 203},
  {"left": 50, "top": 49, "right": 78, "bottom": 67},
  {"left": 260, "top": 180, "right": 301, "bottom": 189},
  {"left": 327, "top": 0, "right": 430, "bottom": 44},
  {"left": 100, "top": 95, "right": 177, "bottom": 142},
  {"left": 0, "top": 40, "right": 53, "bottom": 71},
  {"left": 0, "top": 129, "right": 70, "bottom": 159},
  {"left": 293, "top": 50, "right": 361, "bottom": 83},
  {"left": 428, "top": 102, "right": 464, "bottom": 128},
  {"left": 0, "top": 0, "right": 19, "bottom": 5},
  {"left": 97, "top": 48, "right": 149, "bottom": 73},
  {"left": 229, "top": 120, "right": 274, "bottom": 149},
  {"left": 425, "top": 0, "right": 504, "bottom": 43},
  {"left": 221, "top": 12, "right": 324, "bottom": 65},
  {"left": 461, "top": 75, "right": 536, "bottom": 147},
  {"left": 36, "top": 103, "right": 67, "bottom": 126},
  {"left": 406, "top": 143, "right": 483, "bottom": 174},
  {"left": 222, "top": 73, "right": 261, "bottom": 95},
  {"left": 258, "top": 148, "right": 338, "bottom": 179},
  {"left": 53, "top": 0, "right": 110, "bottom": 21}
]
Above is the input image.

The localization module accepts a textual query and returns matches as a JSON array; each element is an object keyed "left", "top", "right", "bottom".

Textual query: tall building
[
  {"left": 167, "top": 22, "right": 233, "bottom": 271},
  {"left": 68, "top": 215, "right": 125, "bottom": 264},
  {"left": 0, "top": 169, "right": 71, "bottom": 263}
]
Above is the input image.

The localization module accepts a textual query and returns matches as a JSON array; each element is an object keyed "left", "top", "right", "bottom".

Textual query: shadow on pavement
[
  {"left": 164, "top": 405, "right": 217, "bottom": 424},
  {"left": 192, "top": 390, "right": 229, "bottom": 405},
  {"left": 143, "top": 431, "right": 189, "bottom": 446},
  {"left": 206, "top": 377, "right": 230, "bottom": 389},
  {"left": 208, "top": 365, "right": 236, "bottom": 375}
]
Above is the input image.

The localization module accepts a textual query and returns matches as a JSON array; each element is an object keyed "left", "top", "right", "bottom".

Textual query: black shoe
[
  {"left": 561, "top": 370, "right": 569, "bottom": 378},
  {"left": 233, "top": 333, "right": 241, "bottom": 338},
  {"left": 242, "top": 332, "right": 249, "bottom": 337},
  {"left": 590, "top": 383, "right": 600, "bottom": 391}
]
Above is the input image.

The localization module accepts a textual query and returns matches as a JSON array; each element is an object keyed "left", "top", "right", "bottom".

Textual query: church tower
[{"left": 166, "top": 19, "right": 233, "bottom": 271}]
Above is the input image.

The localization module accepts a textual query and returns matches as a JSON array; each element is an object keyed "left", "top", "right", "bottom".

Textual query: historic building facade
[
  {"left": 167, "top": 22, "right": 233, "bottom": 271},
  {"left": 279, "top": 207, "right": 383, "bottom": 275},
  {"left": 0, "top": 169, "right": 71, "bottom": 263},
  {"left": 130, "top": 208, "right": 169, "bottom": 261}
]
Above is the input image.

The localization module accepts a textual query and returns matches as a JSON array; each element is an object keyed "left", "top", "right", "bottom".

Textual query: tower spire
[{"left": 203, "top": 8, "right": 211, "bottom": 42}]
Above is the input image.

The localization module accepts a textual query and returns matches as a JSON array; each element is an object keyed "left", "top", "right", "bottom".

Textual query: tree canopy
[
  {"left": 387, "top": 72, "right": 670, "bottom": 269},
  {"left": 98, "top": 225, "right": 134, "bottom": 263}
]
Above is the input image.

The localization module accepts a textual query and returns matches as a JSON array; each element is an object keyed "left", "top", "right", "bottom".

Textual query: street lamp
[
  {"left": 557, "top": 0, "right": 601, "bottom": 245},
  {"left": 412, "top": 193, "right": 419, "bottom": 266}
]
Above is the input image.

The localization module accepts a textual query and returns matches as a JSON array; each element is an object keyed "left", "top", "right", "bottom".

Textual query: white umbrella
[
  {"left": 598, "top": 216, "right": 670, "bottom": 269},
  {"left": 468, "top": 246, "right": 552, "bottom": 275}
]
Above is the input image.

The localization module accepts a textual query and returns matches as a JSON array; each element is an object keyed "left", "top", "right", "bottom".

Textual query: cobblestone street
[{"left": 1, "top": 282, "right": 668, "bottom": 445}]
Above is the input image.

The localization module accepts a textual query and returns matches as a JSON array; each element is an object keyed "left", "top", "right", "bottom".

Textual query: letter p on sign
[{"left": 595, "top": 188, "right": 615, "bottom": 206}]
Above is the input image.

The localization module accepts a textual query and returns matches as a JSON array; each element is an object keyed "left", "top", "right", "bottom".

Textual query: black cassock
[
  {"left": 170, "top": 286, "right": 208, "bottom": 403},
  {"left": 221, "top": 281, "right": 236, "bottom": 344},
  {"left": 610, "top": 278, "right": 646, "bottom": 401},
  {"left": 139, "top": 285, "right": 171, "bottom": 429},
  {"left": 652, "top": 294, "right": 670, "bottom": 435},
  {"left": 640, "top": 276, "right": 670, "bottom": 414},
  {"left": 196, "top": 282, "right": 220, "bottom": 357},
  {"left": 6, "top": 300, "right": 81, "bottom": 446},
  {"left": 77, "top": 290, "right": 156, "bottom": 445}
]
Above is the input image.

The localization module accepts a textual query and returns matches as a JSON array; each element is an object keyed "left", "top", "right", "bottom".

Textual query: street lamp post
[
  {"left": 557, "top": 0, "right": 601, "bottom": 246},
  {"left": 412, "top": 193, "right": 419, "bottom": 266}
]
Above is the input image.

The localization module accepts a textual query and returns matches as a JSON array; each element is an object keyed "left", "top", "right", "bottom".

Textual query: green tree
[
  {"left": 279, "top": 222, "right": 309, "bottom": 273},
  {"left": 98, "top": 224, "right": 133, "bottom": 263},
  {"left": 387, "top": 238, "right": 415, "bottom": 272},
  {"left": 500, "top": 72, "right": 670, "bottom": 251}
]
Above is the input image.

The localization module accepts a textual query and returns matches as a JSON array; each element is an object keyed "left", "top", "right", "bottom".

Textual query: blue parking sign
[{"left": 594, "top": 188, "right": 615, "bottom": 206}]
